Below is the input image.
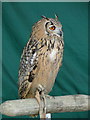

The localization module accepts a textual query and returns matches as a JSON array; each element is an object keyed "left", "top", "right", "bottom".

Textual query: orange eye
[{"left": 49, "top": 26, "right": 56, "bottom": 30}]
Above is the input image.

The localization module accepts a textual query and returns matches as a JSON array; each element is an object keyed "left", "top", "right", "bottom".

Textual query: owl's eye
[{"left": 49, "top": 26, "right": 56, "bottom": 30}]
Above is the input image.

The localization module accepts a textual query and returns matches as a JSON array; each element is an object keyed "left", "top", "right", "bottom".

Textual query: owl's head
[
  {"left": 41, "top": 15, "right": 63, "bottom": 37},
  {"left": 32, "top": 15, "right": 63, "bottom": 39}
]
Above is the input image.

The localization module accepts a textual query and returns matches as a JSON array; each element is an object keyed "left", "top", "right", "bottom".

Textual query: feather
[{"left": 18, "top": 37, "right": 38, "bottom": 98}]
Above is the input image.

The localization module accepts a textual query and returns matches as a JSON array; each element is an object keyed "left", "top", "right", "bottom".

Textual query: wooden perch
[{"left": 0, "top": 95, "right": 90, "bottom": 117}]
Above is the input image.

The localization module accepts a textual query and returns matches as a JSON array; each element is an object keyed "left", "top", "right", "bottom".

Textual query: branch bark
[{"left": 0, "top": 95, "right": 89, "bottom": 117}]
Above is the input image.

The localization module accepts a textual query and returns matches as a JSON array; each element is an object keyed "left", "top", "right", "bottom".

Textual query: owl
[{"left": 18, "top": 15, "right": 64, "bottom": 118}]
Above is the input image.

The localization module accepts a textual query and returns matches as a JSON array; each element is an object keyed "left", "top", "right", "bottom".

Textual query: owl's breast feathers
[{"left": 18, "top": 35, "right": 64, "bottom": 99}]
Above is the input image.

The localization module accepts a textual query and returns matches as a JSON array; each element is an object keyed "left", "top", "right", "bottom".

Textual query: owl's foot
[
  {"left": 45, "top": 95, "right": 55, "bottom": 99},
  {"left": 35, "top": 84, "right": 46, "bottom": 119}
]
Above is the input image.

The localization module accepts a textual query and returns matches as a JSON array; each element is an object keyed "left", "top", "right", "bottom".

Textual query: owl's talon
[
  {"left": 45, "top": 94, "right": 51, "bottom": 98},
  {"left": 45, "top": 95, "right": 55, "bottom": 99}
]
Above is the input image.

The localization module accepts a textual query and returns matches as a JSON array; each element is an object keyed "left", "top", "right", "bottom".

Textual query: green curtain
[{"left": 2, "top": 2, "right": 88, "bottom": 118}]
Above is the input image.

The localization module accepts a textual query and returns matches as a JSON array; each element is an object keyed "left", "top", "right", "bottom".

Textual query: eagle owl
[{"left": 18, "top": 15, "right": 64, "bottom": 117}]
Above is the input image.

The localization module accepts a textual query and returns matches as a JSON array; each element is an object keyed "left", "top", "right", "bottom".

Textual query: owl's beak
[{"left": 58, "top": 31, "right": 62, "bottom": 37}]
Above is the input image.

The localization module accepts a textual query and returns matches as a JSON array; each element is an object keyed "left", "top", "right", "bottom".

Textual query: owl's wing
[{"left": 18, "top": 37, "right": 39, "bottom": 98}]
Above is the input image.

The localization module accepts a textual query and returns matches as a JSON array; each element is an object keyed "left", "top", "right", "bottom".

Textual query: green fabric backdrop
[{"left": 2, "top": 2, "right": 88, "bottom": 118}]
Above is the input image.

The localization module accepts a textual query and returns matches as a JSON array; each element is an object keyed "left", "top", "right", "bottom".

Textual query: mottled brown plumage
[{"left": 18, "top": 15, "right": 64, "bottom": 118}]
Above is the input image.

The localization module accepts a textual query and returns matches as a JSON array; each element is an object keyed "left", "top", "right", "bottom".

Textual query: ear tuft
[
  {"left": 41, "top": 15, "right": 49, "bottom": 20},
  {"left": 55, "top": 14, "right": 58, "bottom": 20}
]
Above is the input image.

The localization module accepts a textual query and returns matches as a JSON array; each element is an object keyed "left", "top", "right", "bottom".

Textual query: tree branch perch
[{"left": 0, "top": 95, "right": 90, "bottom": 117}]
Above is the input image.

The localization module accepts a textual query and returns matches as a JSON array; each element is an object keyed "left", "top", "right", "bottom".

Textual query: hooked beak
[{"left": 58, "top": 31, "right": 62, "bottom": 37}]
